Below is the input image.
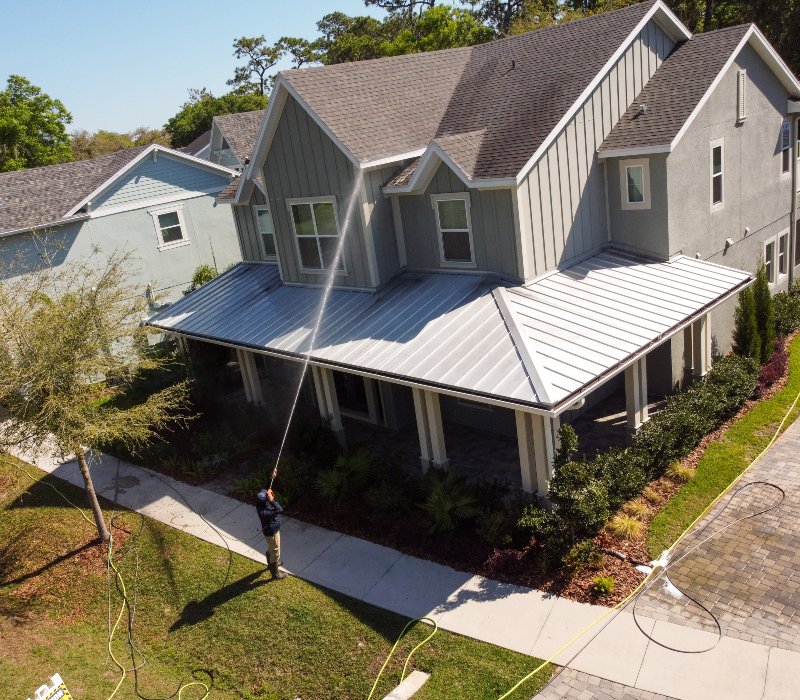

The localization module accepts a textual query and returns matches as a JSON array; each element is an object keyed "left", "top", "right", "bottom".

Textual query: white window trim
[
  {"left": 430, "top": 192, "right": 476, "bottom": 269},
  {"left": 710, "top": 138, "right": 725, "bottom": 212},
  {"left": 148, "top": 204, "right": 190, "bottom": 251},
  {"left": 252, "top": 204, "right": 277, "bottom": 261},
  {"left": 286, "top": 195, "right": 347, "bottom": 275},
  {"left": 781, "top": 118, "right": 792, "bottom": 179},
  {"left": 619, "top": 158, "right": 651, "bottom": 211},
  {"left": 764, "top": 235, "right": 777, "bottom": 287},
  {"left": 777, "top": 229, "right": 789, "bottom": 281}
]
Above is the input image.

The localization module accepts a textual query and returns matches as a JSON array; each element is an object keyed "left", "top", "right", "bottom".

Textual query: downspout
[{"left": 792, "top": 115, "right": 799, "bottom": 284}]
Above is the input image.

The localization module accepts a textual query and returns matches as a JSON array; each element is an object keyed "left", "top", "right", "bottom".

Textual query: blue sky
[{"left": 0, "top": 0, "right": 383, "bottom": 133}]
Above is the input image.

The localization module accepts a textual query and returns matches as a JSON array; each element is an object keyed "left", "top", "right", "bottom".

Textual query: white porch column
[
  {"left": 683, "top": 325, "right": 694, "bottom": 380},
  {"left": 692, "top": 314, "right": 712, "bottom": 377},
  {"left": 236, "top": 348, "right": 263, "bottom": 405},
  {"left": 412, "top": 387, "right": 432, "bottom": 472},
  {"left": 516, "top": 412, "right": 557, "bottom": 496},
  {"left": 313, "top": 366, "right": 346, "bottom": 446},
  {"left": 424, "top": 390, "right": 448, "bottom": 469},
  {"left": 625, "top": 356, "right": 648, "bottom": 435}
]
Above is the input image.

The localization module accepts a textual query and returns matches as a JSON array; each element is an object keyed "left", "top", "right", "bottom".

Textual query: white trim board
[{"left": 89, "top": 188, "right": 227, "bottom": 220}]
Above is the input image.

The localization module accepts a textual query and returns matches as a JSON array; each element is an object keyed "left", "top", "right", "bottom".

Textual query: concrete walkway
[{"left": 20, "top": 423, "right": 800, "bottom": 700}]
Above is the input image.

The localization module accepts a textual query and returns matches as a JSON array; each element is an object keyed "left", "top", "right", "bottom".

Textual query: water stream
[{"left": 269, "top": 168, "right": 365, "bottom": 486}]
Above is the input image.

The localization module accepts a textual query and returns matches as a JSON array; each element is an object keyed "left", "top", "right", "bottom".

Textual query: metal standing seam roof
[{"left": 148, "top": 250, "right": 750, "bottom": 412}]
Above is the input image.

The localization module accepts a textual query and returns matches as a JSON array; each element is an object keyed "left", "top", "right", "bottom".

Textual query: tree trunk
[
  {"left": 704, "top": 0, "right": 714, "bottom": 30},
  {"left": 76, "top": 450, "right": 109, "bottom": 542}
]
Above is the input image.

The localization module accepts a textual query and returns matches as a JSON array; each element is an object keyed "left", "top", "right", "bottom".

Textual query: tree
[
  {"left": 70, "top": 127, "right": 170, "bottom": 160},
  {"left": 468, "top": 0, "right": 528, "bottom": 35},
  {"left": 752, "top": 262, "right": 776, "bottom": 363},
  {"left": 732, "top": 285, "right": 761, "bottom": 363},
  {"left": 0, "top": 252, "right": 192, "bottom": 541},
  {"left": 164, "top": 89, "right": 267, "bottom": 148},
  {"left": 0, "top": 75, "right": 73, "bottom": 172},
  {"left": 365, "top": 0, "right": 438, "bottom": 21},
  {"left": 316, "top": 12, "right": 400, "bottom": 64},
  {"left": 228, "top": 36, "right": 284, "bottom": 96},
  {"left": 383, "top": 5, "right": 495, "bottom": 54},
  {"left": 277, "top": 37, "right": 323, "bottom": 68}
]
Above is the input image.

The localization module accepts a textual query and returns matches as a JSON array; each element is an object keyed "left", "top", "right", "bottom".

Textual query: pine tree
[
  {"left": 732, "top": 286, "right": 761, "bottom": 363},
  {"left": 752, "top": 263, "right": 775, "bottom": 363}
]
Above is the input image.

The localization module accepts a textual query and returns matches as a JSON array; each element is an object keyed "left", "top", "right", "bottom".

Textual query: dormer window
[
  {"left": 288, "top": 196, "right": 345, "bottom": 273},
  {"left": 431, "top": 193, "right": 475, "bottom": 267}
]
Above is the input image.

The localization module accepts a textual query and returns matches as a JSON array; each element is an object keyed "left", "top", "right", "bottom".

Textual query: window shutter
[{"left": 737, "top": 70, "right": 747, "bottom": 122}]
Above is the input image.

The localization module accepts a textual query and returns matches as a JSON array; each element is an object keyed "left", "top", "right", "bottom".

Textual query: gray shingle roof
[
  {"left": 180, "top": 129, "right": 211, "bottom": 157},
  {"left": 282, "top": 1, "right": 658, "bottom": 180},
  {"left": 600, "top": 24, "right": 751, "bottom": 153},
  {"left": 214, "top": 110, "right": 266, "bottom": 164},
  {"left": 216, "top": 176, "right": 241, "bottom": 201},
  {"left": 0, "top": 147, "right": 149, "bottom": 234}
]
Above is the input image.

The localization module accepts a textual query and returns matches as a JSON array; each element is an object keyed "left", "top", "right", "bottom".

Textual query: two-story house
[
  {"left": 0, "top": 145, "right": 242, "bottom": 305},
  {"left": 150, "top": 0, "right": 800, "bottom": 497}
]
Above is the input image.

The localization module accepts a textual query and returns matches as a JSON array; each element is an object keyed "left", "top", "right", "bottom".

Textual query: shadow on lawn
[{"left": 170, "top": 570, "right": 269, "bottom": 631}]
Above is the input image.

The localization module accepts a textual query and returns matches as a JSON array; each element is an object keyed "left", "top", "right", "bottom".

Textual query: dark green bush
[
  {"left": 753, "top": 263, "right": 776, "bottom": 362},
  {"left": 733, "top": 286, "right": 761, "bottom": 362},
  {"left": 420, "top": 468, "right": 478, "bottom": 535},
  {"left": 287, "top": 419, "right": 342, "bottom": 468},
  {"left": 315, "top": 448, "right": 375, "bottom": 505},
  {"left": 548, "top": 460, "right": 610, "bottom": 542},
  {"left": 563, "top": 540, "right": 603, "bottom": 573},
  {"left": 773, "top": 283, "right": 800, "bottom": 336}
]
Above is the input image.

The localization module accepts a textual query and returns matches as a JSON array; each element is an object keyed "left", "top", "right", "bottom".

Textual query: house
[
  {"left": 209, "top": 109, "right": 266, "bottom": 170},
  {"left": 180, "top": 129, "right": 212, "bottom": 159},
  {"left": 149, "top": 0, "right": 800, "bottom": 497},
  {"left": 0, "top": 144, "right": 242, "bottom": 305}
]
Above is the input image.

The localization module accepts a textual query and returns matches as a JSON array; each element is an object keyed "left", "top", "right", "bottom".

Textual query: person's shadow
[{"left": 170, "top": 570, "right": 269, "bottom": 631}]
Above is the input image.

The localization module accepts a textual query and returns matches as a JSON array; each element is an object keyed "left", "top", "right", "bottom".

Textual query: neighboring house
[
  {"left": 150, "top": 0, "right": 800, "bottom": 497},
  {"left": 209, "top": 110, "right": 266, "bottom": 170},
  {"left": 180, "top": 129, "right": 212, "bottom": 160},
  {"left": 0, "top": 144, "right": 242, "bottom": 305}
]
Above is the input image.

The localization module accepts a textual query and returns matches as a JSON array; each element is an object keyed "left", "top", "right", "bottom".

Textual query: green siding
[{"left": 233, "top": 189, "right": 266, "bottom": 262}]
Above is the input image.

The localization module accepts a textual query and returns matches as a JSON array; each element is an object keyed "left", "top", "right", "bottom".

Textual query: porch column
[
  {"left": 364, "top": 378, "right": 382, "bottom": 425},
  {"left": 683, "top": 325, "right": 694, "bottom": 380},
  {"left": 236, "top": 348, "right": 263, "bottom": 406},
  {"left": 516, "top": 411, "right": 558, "bottom": 496},
  {"left": 625, "top": 356, "right": 648, "bottom": 435},
  {"left": 412, "top": 388, "right": 449, "bottom": 472},
  {"left": 692, "top": 314, "right": 712, "bottom": 377},
  {"left": 312, "top": 366, "right": 346, "bottom": 446}
]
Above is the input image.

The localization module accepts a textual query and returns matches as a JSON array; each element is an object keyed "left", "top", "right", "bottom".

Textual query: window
[
  {"left": 619, "top": 158, "right": 651, "bottom": 210},
  {"left": 431, "top": 194, "right": 475, "bottom": 266},
  {"left": 287, "top": 197, "right": 343, "bottom": 272},
  {"left": 765, "top": 239, "right": 775, "bottom": 284},
  {"left": 254, "top": 205, "right": 276, "bottom": 259},
  {"left": 710, "top": 139, "right": 724, "bottom": 210},
  {"left": 795, "top": 220, "right": 800, "bottom": 268},
  {"left": 149, "top": 205, "right": 189, "bottom": 250},
  {"left": 737, "top": 70, "right": 747, "bottom": 123},
  {"left": 782, "top": 120, "right": 792, "bottom": 175},
  {"left": 779, "top": 232, "right": 788, "bottom": 276}
]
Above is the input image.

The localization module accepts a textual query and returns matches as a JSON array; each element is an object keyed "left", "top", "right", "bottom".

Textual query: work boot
[{"left": 269, "top": 562, "right": 287, "bottom": 580}]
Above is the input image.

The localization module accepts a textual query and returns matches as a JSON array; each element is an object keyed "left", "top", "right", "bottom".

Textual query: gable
[{"left": 92, "top": 152, "right": 231, "bottom": 213}]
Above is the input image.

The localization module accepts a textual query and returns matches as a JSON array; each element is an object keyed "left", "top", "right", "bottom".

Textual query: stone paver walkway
[{"left": 536, "top": 669, "right": 677, "bottom": 700}]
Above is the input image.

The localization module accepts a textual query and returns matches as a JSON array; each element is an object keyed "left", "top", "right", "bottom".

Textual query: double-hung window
[
  {"left": 149, "top": 205, "right": 190, "bottom": 250},
  {"left": 782, "top": 119, "right": 792, "bottom": 176},
  {"left": 431, "top": 193, "right": 475, "bottom": 266},
  {"left": 253, "top": 205, "right": 276, "bottom": 259},
  {"left": 710, "top": 138, "right": 724, "bottom": 210},
  {"left": 619, "top": 158, "right": 651, "bottom": 210},
  {"left": 288, "top": 197, "right": 344, "bottom": 272},
  {"left": 765, "top": 238, "right": 776, "bottom": 284},
  {"left": 779, "top": 232, "right": 788, "bottom": 276},
  {"left": 765, "top": 232, "right": 788, "bottom": 286}
]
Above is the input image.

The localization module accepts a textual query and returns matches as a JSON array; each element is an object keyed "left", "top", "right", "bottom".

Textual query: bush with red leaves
[
  {"left": 484, "top": 545, "right": 531, "bottom": 576},
  {"left": 755, "top": 337, "right": 788, "bottom": 397}
]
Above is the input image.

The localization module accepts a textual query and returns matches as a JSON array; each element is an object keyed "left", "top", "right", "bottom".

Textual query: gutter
[{"left": 0, "top": 214, "right": 90, "bottom": 239}]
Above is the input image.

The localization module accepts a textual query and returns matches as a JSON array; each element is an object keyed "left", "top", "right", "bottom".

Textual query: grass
[
  {"left": 0, "top": 456, "right": 552, "bottom": 700},
  {"left": 647, "top": 335, "right": 800, "bottom": 558}
]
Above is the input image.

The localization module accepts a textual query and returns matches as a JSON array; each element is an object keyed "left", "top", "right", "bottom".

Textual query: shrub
[
  {"left": 184, "top": 264, "right": 218, "bottom": 294},
  {"left": 642, "top": 486, "right": 661, "bottom": 504},
  {"left": 773, "top": 289, "right": 800, "bottom": 336},
  {"left": 753, "top": 263, "right": 776, "bottom": 363},
  {"left": 288, "top": 420, "right": 342, "bottom": 468},
  {"left": 554, "top": 424, "right": 578, "bottom": 468},
  {"left": 592, "top": 575, "right": 615, "bottom": 595},
  {"left": 732, "top": 286, "right": 761, "bottom": 362},
  {"left": 315, "top": 448, "right": 375, "bottom": 505},
  {"left": 665, "top": 461, "right": 694, "bottom": 483},
  {"left": 420, "top": 469, "right": 478, "bottom": 535},
  {"left": 622, "top": 500, "right": 649, "bottom": 519},
  {"left": 515, "top": 503, "right": 563, "bottom": 549},
  {"left": 563, "top": 540, "right": 603, "bottom": 573},
  {"left": 475, "top": 508, "right": 513, "bottom": 546},
  {"left": 607, "top": 514, "right": 643, "bottom": 541},
  {"left": 756, "top": 337, "right": 788, "bottom": 397},
  {"left": 548, "top": 460, "right": 610, "bottom": 543}
]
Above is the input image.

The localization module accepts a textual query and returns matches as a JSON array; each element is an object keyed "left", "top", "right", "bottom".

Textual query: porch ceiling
[{"left": 148, "top": 249, "right": 750, "bottom": 412}]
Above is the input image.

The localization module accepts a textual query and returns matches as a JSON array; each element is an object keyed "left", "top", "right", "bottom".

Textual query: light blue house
[
  {"left": 0, "top": 144, "right": 241, "bottom": 305},
  {"left": 150, "top": 0, "right": 800, "bottom": 495}
]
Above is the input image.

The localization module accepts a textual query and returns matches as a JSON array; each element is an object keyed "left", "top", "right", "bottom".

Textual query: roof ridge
[{"left": 491, "top": 286, "right": 553, "bottom": 405}]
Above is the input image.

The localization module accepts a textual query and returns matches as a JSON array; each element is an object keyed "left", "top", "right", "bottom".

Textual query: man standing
[{"left": 256, "top": 487, "right": 286, "bottom": 580}]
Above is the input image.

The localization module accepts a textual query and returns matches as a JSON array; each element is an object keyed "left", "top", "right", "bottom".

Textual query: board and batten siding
[
  {"left": 263, "top": 96, "right": 373, "bottom": 288},
  {"left": 516, "top": 20, "right": 675, "bottom": 279},
  {"left": 232, "top": 189, "right": 267, "bottom": 262},
  {"left": 399, "top": 162, "right": 517, "bottom": 278},
  {"left": 363, "top": 166, "right": 402, "bottom": 284},
  {"left": 93, "top": 153, "right": 230, "bottom": 211}
]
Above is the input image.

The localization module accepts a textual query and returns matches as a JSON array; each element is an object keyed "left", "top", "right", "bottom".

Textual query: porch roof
[{"left": 148, "top": 249, "right": 750, "bottom": 412}]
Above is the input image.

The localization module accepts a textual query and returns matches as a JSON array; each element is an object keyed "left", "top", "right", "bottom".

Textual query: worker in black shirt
[{"left": 256, "top": 487, "right": 286, "bottom": 580}]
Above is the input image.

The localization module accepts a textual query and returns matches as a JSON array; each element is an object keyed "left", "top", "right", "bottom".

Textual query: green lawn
[
  {"left": 0, "top": 456, "right": 551, "bottom": 700},
  {"left": 647, "top": 334, "right": 800, "bottom": 558}
]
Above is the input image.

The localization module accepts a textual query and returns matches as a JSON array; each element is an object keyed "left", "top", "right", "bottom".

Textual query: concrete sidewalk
[{"left": 22, "top": 445, "right": 799, "bottom": 700}]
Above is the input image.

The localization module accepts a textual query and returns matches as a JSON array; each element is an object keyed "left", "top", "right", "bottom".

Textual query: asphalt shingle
[{"left": 214, "top": 110, "right": 266, "bottom": 164}]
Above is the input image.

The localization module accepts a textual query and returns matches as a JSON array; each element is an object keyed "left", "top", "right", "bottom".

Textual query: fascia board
[
  {"left": 747, "top": 25, "right": 800, "bottom": 96},
  {"left": 513, "top": 0, "right": 690, "bottom": 186},
  {"left": 0, "top": 215, "right": 90, "bottom": 239},
  {"left": 246, "top": 80, "right": 288, "bottom": 186},
  {"left": 361, "top": 149, "right": 426, "bottom": 170},
  {"left": 598, "top": 144, "right": 672, "bottom": 159}
]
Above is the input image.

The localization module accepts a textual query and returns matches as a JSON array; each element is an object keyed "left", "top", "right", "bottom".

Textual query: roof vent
[{"left": 637, "top": 103, "right": 647, "bottom": 115}]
